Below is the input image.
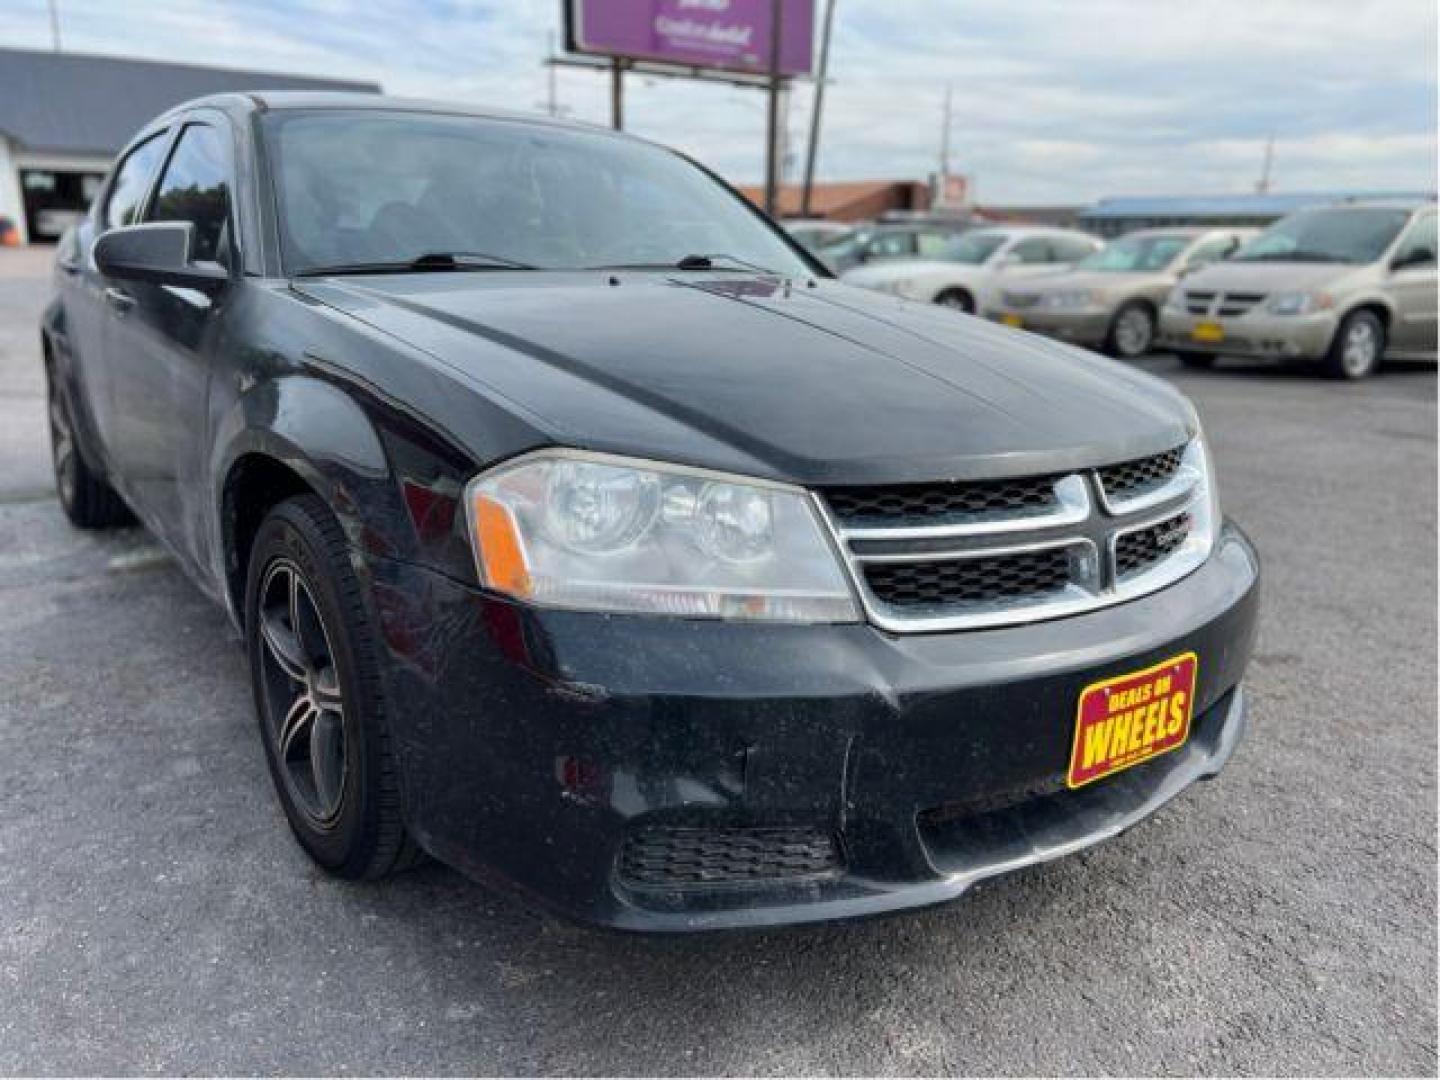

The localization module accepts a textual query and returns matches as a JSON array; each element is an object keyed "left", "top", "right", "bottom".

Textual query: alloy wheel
[
  {"left": 257, "top": 558, "right": 348, "bottom": 827},
  {"left": 1114, "top": 307, "right": 1154, "bottom": 358},
  {"left": 47, "top": 380, "right": 77, "bottom": 507},
  {"left": 1341, "top": 320, "right": 1379, "bottom": 377}
]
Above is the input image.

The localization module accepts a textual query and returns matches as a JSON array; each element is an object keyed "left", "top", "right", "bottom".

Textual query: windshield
[
  {"left": 264, "top": 110, "right": 815, "bottom": 277},
  {"left": 1077, "top": 234, "right": 1190, "bottom": 272},
  {"left": 1231, "top": 207, "right": 1411, "bottom": 265},
  {"left": 937, "top": 232, "right": 1008, "bottom": 264}
]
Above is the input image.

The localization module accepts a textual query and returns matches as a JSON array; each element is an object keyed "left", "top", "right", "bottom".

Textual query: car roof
[
  {"left": 1315, "top": 197, "right": 1437, "bottom": 212},
  {"left": 150, "top": 90, "right": 643, "bottom": 143}
]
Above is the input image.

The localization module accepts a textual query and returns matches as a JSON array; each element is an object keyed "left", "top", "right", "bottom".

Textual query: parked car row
[{"left": 794, "top": 198, "right": 1437, "bottom": 377}]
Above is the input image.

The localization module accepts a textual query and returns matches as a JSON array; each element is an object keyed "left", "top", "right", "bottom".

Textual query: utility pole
[
  {"left": 939, "top": 82, "right": 952, "bottom": 178},
  {"left": 1256, "top": 135, "right": 1275, "bottom": 194},
  {"left": 763, "top": 0, "right": 784, "bottom": 216},
  {"left": 546, "top": 32, "right": 559, "bottom": 117},
  {"left": 48, "top": 0, "right": 62, "bottom": 51},
  {"left": 610, "top": 57, "right": 624, "bottom": 130},
  {"left": 800, "top": 0, "right": 836, "bottom": 218}
]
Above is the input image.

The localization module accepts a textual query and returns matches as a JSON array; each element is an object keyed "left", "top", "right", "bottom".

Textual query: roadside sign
[{"left": 566, "top": 0, "right": 815, "bottom": 77}]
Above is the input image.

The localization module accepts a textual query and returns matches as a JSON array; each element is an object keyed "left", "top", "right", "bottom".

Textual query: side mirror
[
  {"left": 1392, "top": 248, "right": 1436, "bottom": 272},
  {"left": 93, "top": 222, "right": 228, "bottom": 291}
]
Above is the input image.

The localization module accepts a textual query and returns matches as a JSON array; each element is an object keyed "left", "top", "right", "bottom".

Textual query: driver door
[
  {"left": 1386, "top": 212, "right": 1437, "bottom": 354},
  {"left": 103, "top": 118, "right": 235, "bottom": 573}
]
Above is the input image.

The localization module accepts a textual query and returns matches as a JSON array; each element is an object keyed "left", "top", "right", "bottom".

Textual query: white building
[{"left": 0, "top": 48, "right": 378, "bottom": 243}]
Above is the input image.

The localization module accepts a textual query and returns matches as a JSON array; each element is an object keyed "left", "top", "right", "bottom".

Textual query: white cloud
[{"left": 2, "top": 0, "right": 1434, "bottom": 201}]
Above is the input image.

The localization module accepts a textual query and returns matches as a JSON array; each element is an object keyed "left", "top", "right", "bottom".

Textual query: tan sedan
[{"left": 986, "top": 228, "right": 1254, "bottom": 358}]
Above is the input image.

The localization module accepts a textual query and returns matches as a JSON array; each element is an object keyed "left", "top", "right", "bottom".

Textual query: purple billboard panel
[{"left": 568, "top": 0, "right": 815, "bottom": 77}]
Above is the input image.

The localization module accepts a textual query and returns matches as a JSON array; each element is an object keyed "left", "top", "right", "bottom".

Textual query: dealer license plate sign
[
  {"left": 1001, "top": 313, "right": 1023, "bottom": 327},
  {"left": 1067, "top": 652, "right": 1198, "bottom": 788},
  {"left": 1191, "top": 321, "right": 1224, "bottom": 343}
]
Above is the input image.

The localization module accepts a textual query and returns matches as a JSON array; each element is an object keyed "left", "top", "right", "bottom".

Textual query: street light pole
[
  {"left": 763, "top": 0, "right": 784, "bottom": 217},
  {"left": 48, "top": 0, "right": 62, "bottom": 52},
  {"left": 800, "top": 0, "right": 836, "bottom": 218}
]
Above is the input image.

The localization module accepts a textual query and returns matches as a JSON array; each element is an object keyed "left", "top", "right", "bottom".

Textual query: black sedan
[{"left": 42, "top": 93, "right": 1258, "bottom": 931}]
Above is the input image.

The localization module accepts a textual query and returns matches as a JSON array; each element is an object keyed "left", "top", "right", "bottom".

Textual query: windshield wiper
[
  {"left": 296, "top": 251, "right": 538, "bottom": 276},
  {"left": 588, "top": 253, "right": 780, "bottom": 274}
]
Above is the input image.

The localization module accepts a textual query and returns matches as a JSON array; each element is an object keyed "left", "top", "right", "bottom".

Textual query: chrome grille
[
  {"left": 1001, "top": 290, "right": 1043, "bottom": 309},
  {"left": 826, "top": 475, "right": 1058, "bottom": 527},
  {"left": 865, "top": 546, "right": 1073, "bottom": 608},
  {"left": 1098, "top": 446, "right": 1185, "bottom": 502},
  {"left": 1115, "top": 511, "right": 1192, "bottom": 578},
  {"left": 818, "top": 441, "right": 1213, "bottom": 632},
  {"left": 1183, "top": 289, "right": 1268, "bottom": 318}
]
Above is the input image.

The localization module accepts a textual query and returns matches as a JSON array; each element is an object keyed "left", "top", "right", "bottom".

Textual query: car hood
[
  {"left": 297, "top": 272, "right": 1196, "bottom": 486},
  {"left": 1179, "top": 259, "right": 1355, "bottom": 293}
]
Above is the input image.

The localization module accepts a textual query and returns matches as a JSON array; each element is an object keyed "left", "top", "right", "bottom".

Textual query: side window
[
  {"left": 868, "top": 232, "right": 916, "bottom": 258},
  {"left": 1009, "top": 238, "right": 1053, "bottom": 264},
  {"left": 1051, "top": 235, "right": 1097, "bottom": 262},
  {"left": 916, "top": 231, "right": 953, "bottom": 257},
  {"left": 103, "top": 133, "right": 169, "bottom": 232},
  {"left": 1187, "top": 235, "right": 1239, "bottom": 268},
  {"left": 1392, "top": 215, "right": 1437, "bottom": 270},
  {"left": 146, "top": 124, "right": 233, "bottom": 264}
]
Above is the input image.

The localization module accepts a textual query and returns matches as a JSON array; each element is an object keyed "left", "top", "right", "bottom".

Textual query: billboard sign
[{"left": 567, "top": 0, "right": 815, "bottom": 77}]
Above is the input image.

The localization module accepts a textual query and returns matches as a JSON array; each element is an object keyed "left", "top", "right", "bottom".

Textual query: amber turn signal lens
[{"left": 471, "top": 494, "right": 532, "bottom": 598}]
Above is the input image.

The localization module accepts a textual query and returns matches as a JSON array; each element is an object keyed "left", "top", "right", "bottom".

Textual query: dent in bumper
[{"left": 1158, "top": 309, "right": 1337, "bottom": 358}]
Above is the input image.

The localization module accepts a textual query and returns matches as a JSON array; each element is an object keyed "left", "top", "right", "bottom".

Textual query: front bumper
[
  {"left": 365, "top": 523, "right": 1260, "bottom": 931},
  {"left": 985, "top": 307, "right": 1112, "bottom": 346},
  {"left": 1158, "top": 308, "right": 1338, "bottom": 359}
]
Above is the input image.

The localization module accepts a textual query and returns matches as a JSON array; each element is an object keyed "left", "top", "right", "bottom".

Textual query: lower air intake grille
[
  {"left": 1116, "top": 512, "right": 1191, "bottom": 578},
  {"left": 864, "top": 547, "right": 1072, "bottom": 608},
  {"left": 619, "top": 825, "right": 842, "bottom": 888},
  {"left": 1098, "top": 446, "right": 1184, "bottom": 502},
  {"left": 824, "top": 476, "right": 1057, "bottom": 526}
]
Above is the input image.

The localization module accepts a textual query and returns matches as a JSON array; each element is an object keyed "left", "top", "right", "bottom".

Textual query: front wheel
[
  {"left": 245, "top": 494, "right": 418, "bottom": 879},
  {"left": 1324, "top": 310, "right": 1385, "bottom": 379},
  {"left": 933, "top": 288, "right": 974, "bottom": 314},
  {"left": 1104, "top": 302, "right": 1156, "bottom": 359}
]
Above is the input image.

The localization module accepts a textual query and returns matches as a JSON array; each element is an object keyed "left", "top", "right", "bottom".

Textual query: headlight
[
  {"left": 1265, "top": 290, "right": 1334, "bottom": 316},
  {"left": 465, "top": 451, "right": 860, "bottom": 622},
  {"left": 1044, "top": 289, "right": 1103, "bottom": 310},
  {"left": 1164, "top": 287, "right": 1186, "bottom": 310}
]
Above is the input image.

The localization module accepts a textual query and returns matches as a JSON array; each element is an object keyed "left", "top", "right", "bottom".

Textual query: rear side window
[
  {"left": 146, "top": 123, "right": 232, "bottom": 263},
  {"left": 916, "top": 232, "right": 953, "bottom": 257},
  {"left": 103, "top": 133, "right": 169, "bottom": 231},
  {"left": 1009, "top": 238, "right": 1052, "bottom": 264},
  {"left": 1051, "top": 235, "right": 1098, "bottom": 262}
]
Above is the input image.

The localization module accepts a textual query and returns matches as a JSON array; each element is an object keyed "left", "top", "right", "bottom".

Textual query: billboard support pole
[
  {"left": 610, "top": 58, "right": 624, "bottom": 130},
  {"left": 800, "top": 0, "right": 835, "bottom": 218},
  {"left": 763, "top": 0, "right": 784, "bottom": 216}
]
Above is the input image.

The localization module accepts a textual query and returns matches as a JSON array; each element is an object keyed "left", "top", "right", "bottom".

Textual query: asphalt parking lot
[{"left": 0, "top": 247, "right": 1434, "bottom": 1076}]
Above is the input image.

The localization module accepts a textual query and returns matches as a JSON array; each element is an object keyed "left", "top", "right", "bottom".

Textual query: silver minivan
[{"left": 1158, "top": 200, "right": 1437, "bottom": 378}]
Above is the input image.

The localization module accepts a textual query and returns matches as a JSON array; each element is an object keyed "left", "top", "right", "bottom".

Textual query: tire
[
  {"left": 1323, "top": 309, "right": 1385, "bottom": 380},
  {"left": 46, "top": 368, "right": 131, "bottom": 528},
  {"left": 245, "top": 494, "right": 418, "bottom": 879},
  {"left": 1104, "top": 302, "right": 1156, "bottom": 359},
  {"left": 934, "top": 288, "right": 974, "bottom": 314},
  {"left": 1174, "top": 350, "right": 1216, "bottom": 370}
]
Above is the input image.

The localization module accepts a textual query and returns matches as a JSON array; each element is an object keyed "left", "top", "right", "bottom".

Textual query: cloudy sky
[{"left": 4, "top": 0, "right": 1436, "bottom": 202}]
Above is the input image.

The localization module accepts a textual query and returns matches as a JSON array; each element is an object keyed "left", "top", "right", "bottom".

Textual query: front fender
[{"left": 209, "top": 372, "right": 482, "bottom": 622}]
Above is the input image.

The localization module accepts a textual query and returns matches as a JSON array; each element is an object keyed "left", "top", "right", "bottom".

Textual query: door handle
[{"left": 103, "top": 287, "right": 135, "bottom": 313}]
